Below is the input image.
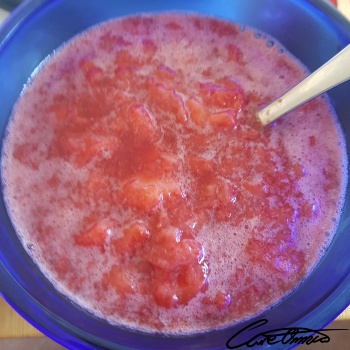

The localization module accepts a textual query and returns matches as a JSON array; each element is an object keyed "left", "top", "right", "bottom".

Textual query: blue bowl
[{"left": 0, "top": 1, "right": 350, "bottom": 349}]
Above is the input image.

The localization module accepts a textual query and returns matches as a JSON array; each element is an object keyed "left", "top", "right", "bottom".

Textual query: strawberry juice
[{"left": 1, "top": 14, "right": 347, "bottom": 334}]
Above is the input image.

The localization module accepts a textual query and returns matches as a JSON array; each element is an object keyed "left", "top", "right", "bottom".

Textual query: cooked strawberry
[
  {"left": 187, "top": 155, "right": 215, "bottom": 175},
  {"left": 99, "top": 32, "right": 131, "bottom": 51},
  {"left": 226, "top": 43, "right": 244, "bottom": 64},
  {"left": 207, "top": 110, "right": 235, "bottom": 127},
  {"left": 202, "top": 292, "right": 231, "bottom": 310},
  {"left": 122, "top": 176, "right": 181, "bottom": 212},
  {"left": 128, "top": 104, "right": 158, "bottom": 142},
  {"left": 309, "top": 135, "right": 316, "bottom": 147},
  {"left": 79, "top": 59, "right": 103, "bottom": 84},
  {"left": 113, "top": 222, "right": 150, "bottom": 257},
  {"left": 152, "top": 281, "right": 179, "bottom": 308},
  {"left": 148, "top": 81, "right": 188, "bottom": 124},
  {"left": 242, "top": 181, "right": 265, "bottom": 196},
  {"left": 186, "top": 97, "right": 206, "bottom": 127},
  {"left": 114, "top": 50, "right": 140, "bottom": 67},
  {"left": 142, "top": 39, "right": 158, "bottom": 60},
  {"left": 199, "top": 81, "right": 246, "bottom": 113},
  {"left": 154, "top": 64, "right": 176, "bottom": 86},
  {"left": 114, "top": 66, "right": 137, "bottom": 91},
  {"left": 58, "top": 132, "right": 118, "bottom": 167},
  {"left": 144, "top": 227, "right": 208, "bottom": 307},
  {"left": 291, "top": 163, "right": 306, "bottom": 180},
  {"left": 103, "top": 264, "right": 136, "bottom": 294},
  {"left": 74, "top": 219, "right": 114, "bottom": 248},
  {"left": 12, "top": 142, "right": 39, "bottom": 169},
  {"left": 176, "top": 264, "right": 208, "bottom": 304}
]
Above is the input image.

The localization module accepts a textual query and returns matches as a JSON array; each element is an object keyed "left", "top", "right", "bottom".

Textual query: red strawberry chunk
[
  {"left": 186, "top": 97, "right": 206, "bottom": 127},
  {"left": 79, "top": 59, "right": 103, "bottom": 84},
  {"left": 103, "top": 264, "right": 136, "bottom": 294},
  {"left": 199, "top": 81, "right": 246, "bottom": 113},
  {"left": 128, "top": 104, "right": 158, "bottom": 141},
  {"left": 144, "top": 227, "right": 208, "bottom": 307},
  {"left": 61, "top": 133, "right": 118, "bottom": 167},
  {"left": 202, "top": 292, "right": 231, "bottom": 310},
  {"left": 148, "top": 81, "right": 188, "bottom": 124},
  {"left": 226, "top": 43, "right": 244, "bottom": 64},
  {"left": 242, "top": 181, "right": 265, "bottom": 196},
  {"left": 152, "top": 282, "right": 179, "bottom": 308},
  {"left": 115, "top": 50, "right": 139, "bottom": 67},
  {"left": 122, "top": 176, "right": 181, "bottom": 212},
  {"left": 187, "top": 155, "right": 215, "bottom": 175},
  {"left": 99, "top": 32, "right": 131, "bottom": 51},
  {"left": 154, "top": 64, "right": 176, "bottom": 85},
  {"left": 207, "top": 110, "right": 235, "bottom": 127},
  {"left": 74, "top": 219, "right": 115, "bottom": 248},
  {"left": 309, "top": 135, "right": 316, "bottom": 147},
  {"left": 113, "top": 222, "right": 150, "bottom": 257},
  {"left": 142, "top": 39, "right": 158, "bottom": 57},
  {"left": 114, "top": 66, "right": 137, "bottom": 91}
]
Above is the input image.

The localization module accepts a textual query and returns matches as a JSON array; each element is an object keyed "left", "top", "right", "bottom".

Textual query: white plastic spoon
[{"left": 258, "top": 44, "right": 350, "bottom": 126}]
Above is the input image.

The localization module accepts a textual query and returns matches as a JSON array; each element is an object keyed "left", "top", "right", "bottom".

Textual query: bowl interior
[{"left": 0, "top": 1, "right": 350, "bottom": 349}]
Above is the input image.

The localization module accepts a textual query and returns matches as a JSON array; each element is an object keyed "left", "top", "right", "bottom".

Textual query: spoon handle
[{"left": 258, "top": 44, "right": 350, "bottom": 125}]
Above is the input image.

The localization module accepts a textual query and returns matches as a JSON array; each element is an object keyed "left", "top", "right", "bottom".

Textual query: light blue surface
[{"left": 0, "top": 1, "right": 350, "bottom": 349}]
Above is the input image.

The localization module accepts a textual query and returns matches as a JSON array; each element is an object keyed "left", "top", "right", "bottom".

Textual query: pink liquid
[{"left": 1, "top": 14, "right": 347, "bottom": 334}]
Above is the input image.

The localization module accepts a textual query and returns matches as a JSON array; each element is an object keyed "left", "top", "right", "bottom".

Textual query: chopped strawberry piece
[
  {"left": 196, "top": 178, "right": 234, "bottom": 215},
  {"left": 122, "top": 176, "right": 181, "bottom": 212},
  {"left": 74, "top": 219, "right": 114, "bottom": 248},
  {"left": 142, "top": 39, "right": 157, "bottom": 55},
  {"left": 54, "top": 255, "right": 70, "bottom": 278},
  {"left": 226, "top": 44, "right": 244, "bottom": 64},
  {"left": 214, "top": 292, "right": 231, "bottom": 310},
  {"left": 128, "top": 104, "right": 158, "bottom": 141},
  {"left": 187, "top": 155, "right": 215, "bottom": 175},
  {"left": 79, "top": 59, "right": 103, "bottom": 83},
  {"left": 47, "top": 174, "right": 59, "bottom": 189},
  {"left": 148, "top": 236, "right": 204, "bottom": 270},
  {"left": 186, "top": 97, "right": 207, "bottom": 127},
  {"left": 60, "top": 133, "right": 118, "bottom": 167},
  {"left": 207, "top": 110, "right": 235, "bottom": 127},
  {"left": 144, "top": 227, "right": 208, "bottom": 307},
  {"left": 309, "top": 135, "right": 316, "bottom": 147},
  {"left": 208, "top": 18, "right": 239, "bottom": 37},
  {"left": 299, "top": 201, "right": 320, "bottom": 220},
  {"left": 199, "top": 81, "right": 246, "bottom": 113},
  {"left": 48, "top": 104, "right": 68, "bottom": 121},
  {"left": 148, "top": 81, "right": 188, "bottom": 124},
  {"left": 115, "top": 50, "right": 139, "bottom": 67},
  {"left": 99, "top": 32, "right": 131, "bottom": 51},
  {"left": 242, "top": 181, "right": 265, "bottom": 196},
  {"left": 103, "top": 264, "right": 136, "bottom": 294},
  {"left": 187, "top": 97, "right": 237, "bottom": 128},
  {"left": 176, "top": 264, "right": 208, "bottom": 304},
  {"left": 202, "top": 292, "right": 231, "bottom": 310},
  {"left": 113, "top": 222, "right": 150, "bottom": 257},
  {"left": 152, "top": 282, "right": 179, "bottom": 308},
  {"left": 12, "top": 142, "right": 39, "bottom": 169},
  {"left": 291, "top": 163, "right": 306, "bottom": 179},
  {"left": 154, "top": 64, "right": 176, "bottom": 87},
  {"left": 322, "top": 165, "right": 340, "bottom": 191},
  {"left": 114, "top": 66, "right": 137, "bottom": 90},
  {"left": 165, "top": 21, "right": 182, "bottom": 30}
]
